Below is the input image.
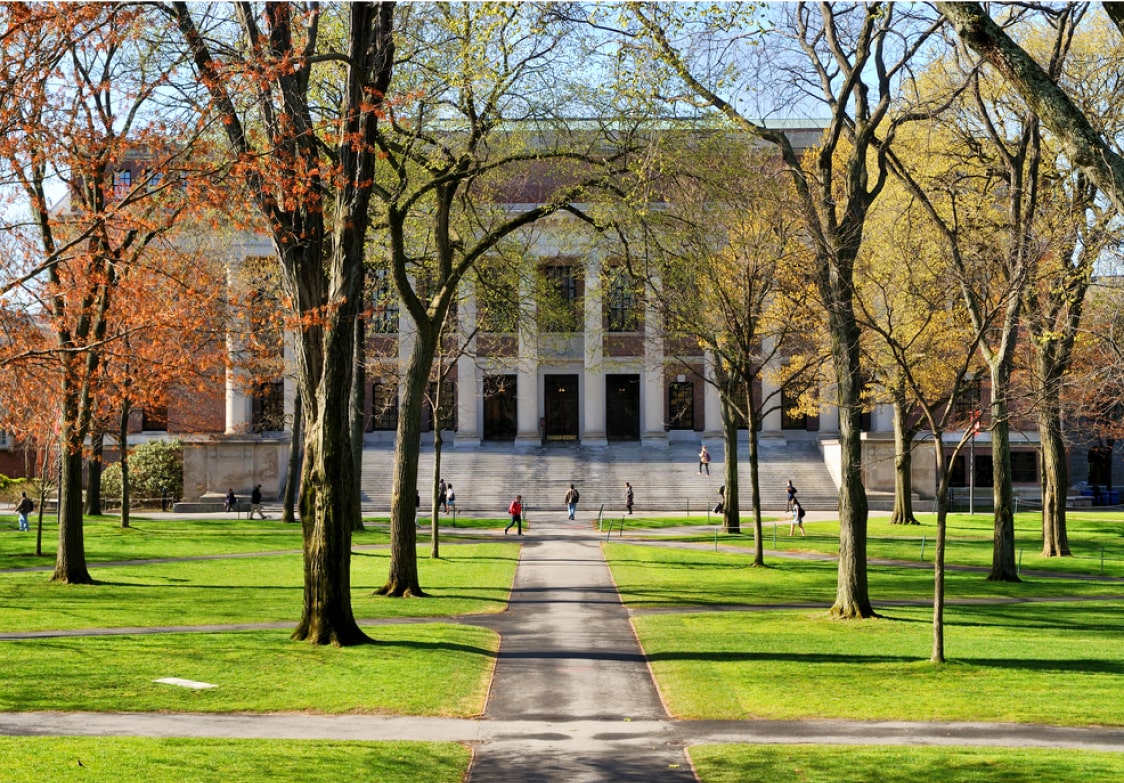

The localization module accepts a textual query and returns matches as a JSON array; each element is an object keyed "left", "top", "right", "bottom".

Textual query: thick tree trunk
[
  {"left": 282, "top": 394, "right": 302, "bottom": 524},
  {"left": 988, "top": 370, "right": 1020, "bottom": 582},
  {"left": 745, "top": 392, "right": 764, "bottom": 566},
  {"left": 720, "top": 395, "right": 741, "bottom": 535},
  {"left": 829, "top": 308, "right": 874, "bottom": 618},
  {"left": 291, "top": 302, "right": 371, "bottom": 645},
  {"left": 890, "top": 398, "right": 919, "bottom": 525},
  {"left": 1038, "top": 405, "right": 1071, "bottom": 557},
  {"left": 53, "top": 445, "right": 91, "bottom": 584},
  {"left": 377, "top": 331, "right": 435, "bottom": 597},
  {"left": 85, "top": 431, "right": 103, "bottom": 516}
]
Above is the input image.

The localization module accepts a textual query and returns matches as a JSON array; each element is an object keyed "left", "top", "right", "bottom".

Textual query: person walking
[
  {"left": 439, "top": 479, "right": 448, "bottom": 513},
  {"left": 565, "top": 483, "right": 580, "bottom": 520},
  {"left": 625, "top": 482, "right": 634, "bottom": 515},
  {"left": 224, "top": 488, "right": 237, "bottom": 513},
  {"left": 446, "top": 483, "right": 456, "bottom": 518},
  {"left": 15, "top": 492, "right": 33, "bottom": 532},
  {"left": 698, "top": 444, "right": 711, "bottom": 476},
  {"left": 785, "top": 480, "right": 797, "bottom": 512},
  {"left": 505, "top": 494, "right": 523, "bottom": 535},
  {"left": 790, "top": 498, "right": 806, "bottom": 537},
  {"left": 250, "top": 484, "right": 266, "bottom": 519}
]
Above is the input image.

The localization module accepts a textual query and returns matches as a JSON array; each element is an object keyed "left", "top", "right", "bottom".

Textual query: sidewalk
[{"left": 6, "top": 510, "right": 1124, "bottom": 782}]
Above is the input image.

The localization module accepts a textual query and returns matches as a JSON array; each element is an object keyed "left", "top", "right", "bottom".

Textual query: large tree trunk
[
  {"left": 988, "top": 364, "right": 1020, "bottom": 582},
  {"left": 85, "top": 431, "right": 103, "bottom": 516},
  {"left": 1038, "top": 403, "right": 1071, "bottom": 557},
  {"left": 377, "top": 330, "right": 435, "bottom": 597},
  {"left": 53, "top": 432, "right": 91, "bottom": 584},
  {"left": 291, "top": 268, "right": 371, "bottom": 644},
  {"left": 745, "top": 388, "right": 764, "bottom": 566},
  {"left": 719, "top": 394, "right": 741, "bottom": 535},
  {"left": 890, "top": 397, "right": 919, "bottom": 525},
  {"left": 829, "top": 303, "right": 874, "bottom": 618},
  {"left": 282, "top": 394, "right": 302, "bottom": 524}
]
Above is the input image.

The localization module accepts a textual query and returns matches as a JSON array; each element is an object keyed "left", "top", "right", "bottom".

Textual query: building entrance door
[
  {"left": 606, "top": 374, "right": 640, "bottom": 440},
  {"left": 544, "top": 374, "right": 579, "bottom": 441},
  {"left": 483, "top": 375, "right": 517, "bottom": 441}
]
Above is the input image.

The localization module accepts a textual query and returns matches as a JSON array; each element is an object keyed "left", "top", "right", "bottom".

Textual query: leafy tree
[
  {"left": 367, "top": 3, "right": 639, "bottom": 596},
  {"left": 0, "top": 4, "right": 197, "bottom": 583},
  {"left": 939, "top": 2, "right": 1124, "bottom": 216},
  {"left": 171, "top": 2, "right": 397, "bottom": 644},
  {"left": 626, "top": 1, "right": 944, "bottom": 617}
]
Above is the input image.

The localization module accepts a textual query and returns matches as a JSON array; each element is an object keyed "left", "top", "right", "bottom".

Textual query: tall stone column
[
  {"left": 703, "top": 351, "right": 723, "bottom": 439},
  {"left": 516, "top": 273, "right": 540, "bottom": 447},
  {"left": 761, "top": 335, "right": 784, "bottom": 440},
  {"left": 456, "top": 280, "right": 481, "bottom": 445},
  {"left": 582, "top": 254, "right": 607, "bottom": 447},
  {"left": 642, "top": 274, "right": 667, "bottom": 448}
]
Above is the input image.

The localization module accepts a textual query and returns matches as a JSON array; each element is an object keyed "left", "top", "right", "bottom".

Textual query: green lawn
[
  {"left": 0, "top": 737, "right": 469, "bottom": 783},
  {"left": 690, "top": 745, "right": 1124, "bottom": 783},
  {"left": 0, "top": 625, "right": 496, "bottom": 715},
  {"left": 1, "top": 542, "right": 517, "bottom": 632}
]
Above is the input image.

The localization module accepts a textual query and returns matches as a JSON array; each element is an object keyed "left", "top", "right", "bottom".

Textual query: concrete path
[{"left": 6, "top": 510, "right": 1124, "bottom": 782}]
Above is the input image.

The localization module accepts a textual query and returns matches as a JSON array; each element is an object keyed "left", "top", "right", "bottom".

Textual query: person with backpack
[
  {"left": 786, "top": 480, "right": 797, "bottom": 512},
  {"left": 790, "top": 498, "right": 806, "bottom": 537},
  {"left": 15, "top": 492, "right": 33, "bottom": 532},
  {"left": 505, "top": 494, "right": 523, "bottom": 535},
  {"left": 565, "top": 483, "right": 580, "bottom": 520}
]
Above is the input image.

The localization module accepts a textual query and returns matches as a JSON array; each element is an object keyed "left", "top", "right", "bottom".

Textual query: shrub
[{"left": 102, "top": 438, "right": 183, "bottom": 502}]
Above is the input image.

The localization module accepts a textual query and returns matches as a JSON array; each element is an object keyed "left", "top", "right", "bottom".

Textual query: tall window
[
  {"left": 781, "top": 386, "right": 807, "bottom": 430},
  {"left": 142, "top": 406, "right": 168, "bottom": 432},
  {"left": 668, "top": 381, "right": 694, "bottom": 430},
  {"left": 369, "top": 381, "right": 398, "bottom": 431},
  {"left": 954, "top": 377, "right": 982, "bottom": 424},
  {"left": 425, "top": 380, "right": 457, "bottom": 432},
  {"left": 113, "top": 169, "right": 132, "bottom": 199},
  {"left": 252, "top": 381, "right": 285, "bottom": 433},
  {"left": 606, "top": 268, "right": 642, "bottom": 332},
  {"left": 478, "top": 273, "right": 518, "bottom": 333},
  {"left": 540, "top": 263, "right": 581, "bottom": 332},
  {"left": 370, "top": 268, "right": 399, "bottom": 334}
]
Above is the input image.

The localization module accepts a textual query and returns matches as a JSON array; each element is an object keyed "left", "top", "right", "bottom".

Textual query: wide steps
[{"left": 359, "top": 441, "right": 839, "bottom": 515}]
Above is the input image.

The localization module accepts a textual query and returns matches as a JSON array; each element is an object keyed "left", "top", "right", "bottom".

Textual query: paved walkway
[{"left": 5, "top": 512, "right": 1124, "bottom": 782}]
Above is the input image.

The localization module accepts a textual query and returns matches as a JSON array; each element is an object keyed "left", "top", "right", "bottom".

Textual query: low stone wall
[{"left": 181, "top": 438, "right": 289, "bottom": 502}]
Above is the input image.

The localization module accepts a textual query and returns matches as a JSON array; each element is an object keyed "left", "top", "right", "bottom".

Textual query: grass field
[
  {"left": 3, "top": 510, "right": 1123, "bottom": 781},
  {"left": 689, "top": 745, "right": 1124, "bottom": 783},
  {"left": 0, "top": 737, "right": 470, "bottom": 783}
]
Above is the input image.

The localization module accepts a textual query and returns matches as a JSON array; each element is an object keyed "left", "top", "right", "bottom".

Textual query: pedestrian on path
[
  {"left": 714, "top": 485, "right": 724, "bottom": 514},
  {"left": 224, "top": 488, "right": 236, "bottom": 513},
  {"left": 15, "top": 492, "right": 33, "bottom": 531},
  {"left": 439, "top": 479, "right": 448, "bottom": 513},
  {"left": 625, "top": 482, "right": 634, "bottom": 515},
  {"left": 446, "top": 483, "right": 456, "bottom": 515},
  {"left": 698, "top": 444, "right": 711, "bottom": 476},
  {"left": 250, "top": 484, "right": 267, "bottom": 519},
  {"left": 790, "top": 498, "right": 806, "bottom": 537},
  {"left": 786, "top": 480, "right": 797, "bottom": 512},
  {"left": 505, "top": 494, "right": 523, "bottom": 535},
  {"left": 565, "top": 483, "right": 580, "bottom": 520}
]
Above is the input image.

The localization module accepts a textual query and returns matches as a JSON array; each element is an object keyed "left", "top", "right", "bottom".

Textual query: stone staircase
[{"left": 359, "top": 440, "right": 839, "bottom": 516}]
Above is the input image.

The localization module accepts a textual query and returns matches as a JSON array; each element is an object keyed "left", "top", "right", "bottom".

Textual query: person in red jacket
[{"left": 505, "top": 494, "right": 523, "bottom": 535}]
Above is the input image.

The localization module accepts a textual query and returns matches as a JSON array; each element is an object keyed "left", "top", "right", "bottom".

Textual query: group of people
[{"left": 223, "top": 485, "right": 267, "bottom": 519}]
